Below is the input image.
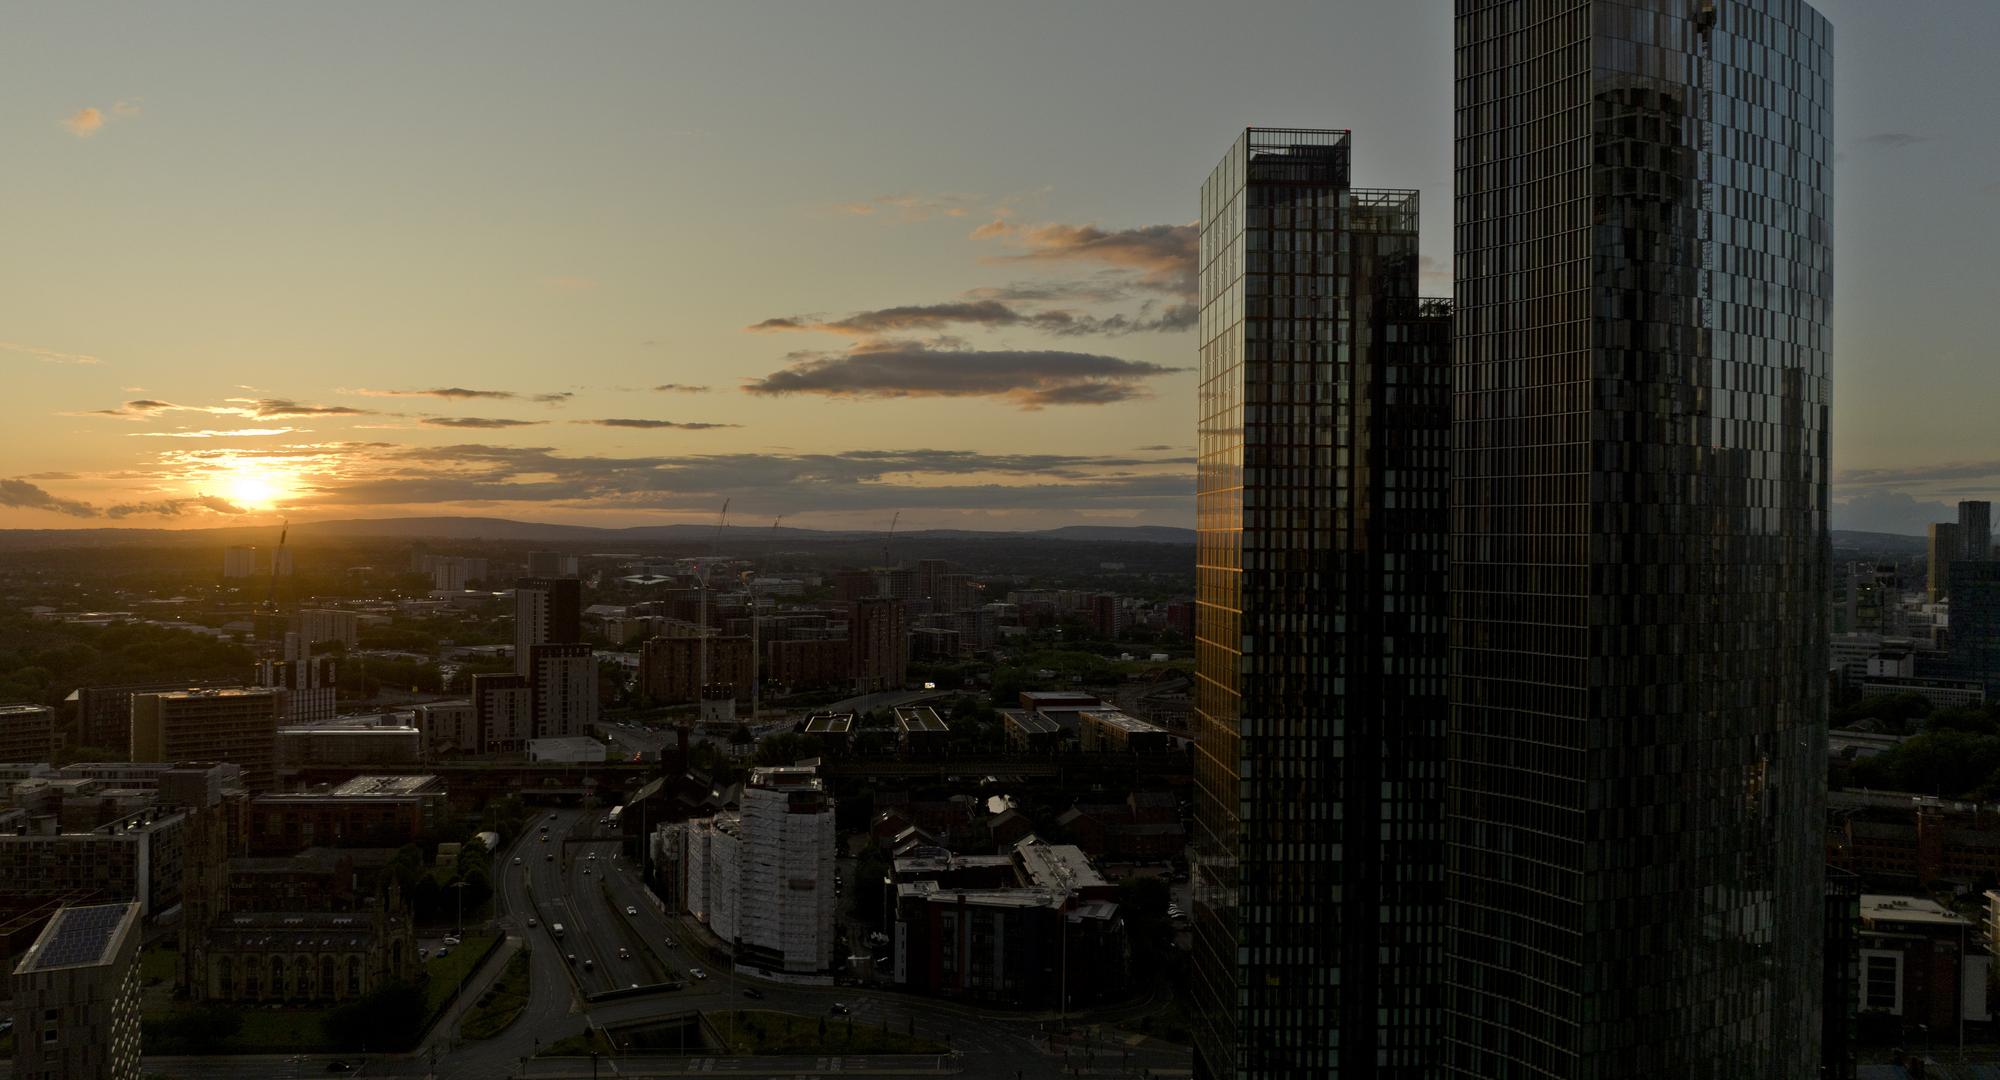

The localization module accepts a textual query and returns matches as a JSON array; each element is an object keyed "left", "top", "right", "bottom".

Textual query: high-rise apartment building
[
  {"left": 1191, "top": 128, "right": 1451, "bottom": 1078},
  {"left": 130, "top": 688, "right": 281, "bottom": 790},
  {"left": 526, "top": 642, "right": 597, "bottom": 739},
  {"left": 1930, "top": 523, "right": 1963, "bottom": 602},
  {"left": 470, "top": 673, "right": 533, "bottom": 753},
  {"left": 222, "top": 546, "right": 257, "bottom": 579},
  {"left": 514, "top": 577, "right": 582, "bottom": 676},
  {"left": 12, "top": 901, "right": 142, "bottom": 1080},
  {"left": 664, "top": 765, "right": 836, "bottom": 975},
  {"left": 1961, "top": 501, "right": 1993, "bottom": 564},
  {"left": 0, "top": 704, "right": 57, "bottom": 764},
  {"left": 850, "top": 597, "right": 909, "bottom": 693},
  {"left": 1447, "top": 3, "right": 1832, "bottom": 1077}
]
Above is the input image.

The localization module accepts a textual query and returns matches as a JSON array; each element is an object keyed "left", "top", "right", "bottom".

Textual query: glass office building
[
  {"left": 1447, "top": 2, "right": 1832, "bottom": 1078},
  {"left": 1192, "top": 128, "right": 1452, "bottom": 1078}
]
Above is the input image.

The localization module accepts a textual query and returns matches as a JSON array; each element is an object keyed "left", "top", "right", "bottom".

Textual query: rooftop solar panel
[{"left": 24, "top": 903, "right": 133, "bottom": 971}]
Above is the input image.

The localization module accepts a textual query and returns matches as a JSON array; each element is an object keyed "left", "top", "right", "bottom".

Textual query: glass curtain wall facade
[
  {"left": 1193, "top": 127, "right": 1451, "bottom": 1079},
  {"left": 1447, "top": 2, "right": 1832, "bottom": 1078}
]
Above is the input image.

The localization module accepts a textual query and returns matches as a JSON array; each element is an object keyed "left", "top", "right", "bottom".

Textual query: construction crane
[
  {"left": 883, "top": 510, "right": 900, "bottom": 568},
  {"left": 263, "top": 519, "right": 289, "bottom": 611},
  {"left": 750, "top": 515, "right": 784, "bottom": 724},
  {"left": 697, "top": 499, "right": 729, "bottom": 698}
]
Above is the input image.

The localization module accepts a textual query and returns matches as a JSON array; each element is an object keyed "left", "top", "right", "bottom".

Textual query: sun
[{"left": 225, "top": 468, "right": 280, "bottom": 510}]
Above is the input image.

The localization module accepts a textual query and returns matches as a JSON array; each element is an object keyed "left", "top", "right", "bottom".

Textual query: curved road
[{"left": 138, "top": 801, "right": 1191, "bottom": 1079}]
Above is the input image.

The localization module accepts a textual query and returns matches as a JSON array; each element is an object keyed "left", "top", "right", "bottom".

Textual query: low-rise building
[
  {"left": 246, "top": 776, "right": 445, "bottom": 856},
  {"left": 277, "top": 723, "right": 422, "bottom": 768},
  {"left": 12, "top": 901, "right": 142, "bottom": 1080},
  {"left": 1002, "top": 710, "right": 1065, "bottom": 754},
  {"left": 1077, "top": 709, "right": 1171, "bottom": 754},
  {"left": 1860, "top": 894, "right": 1988, "bottom": 1033},
  {"left": 895, "top": 706, "right": 950, "bottom": 757},
  {"left": 527, "top": 736, "right": 607, "bottom": 763}
]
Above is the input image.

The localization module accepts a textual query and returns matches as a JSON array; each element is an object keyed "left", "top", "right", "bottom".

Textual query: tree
[{"left": 323, "top": 982, "right": 427, "bottom": 1051}]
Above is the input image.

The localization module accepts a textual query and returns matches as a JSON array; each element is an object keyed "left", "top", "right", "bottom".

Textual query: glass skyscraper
[
  {"left": 1192, "top": 128, "right": 1452, "bottom": 1078},
  {"left": 1447, "top": 2, "right": 1832, "bottom": 1078}
]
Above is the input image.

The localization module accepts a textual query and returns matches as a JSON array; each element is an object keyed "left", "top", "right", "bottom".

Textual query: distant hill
[
  {"left": 0, "top": 515, "right": 1197, "bottom": 549},
  {"left": 1831, "top": 529, "right": 1927, "bottom": 556}
]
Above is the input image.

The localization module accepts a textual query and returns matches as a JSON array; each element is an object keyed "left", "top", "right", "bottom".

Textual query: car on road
[
  {"left": 442, "top": 935, "right": 461, "bottom": 945},
  {"left": 526, "top": 917, "right": 538, "bottom": 928},
  {"left": 582, "top": 866, "right": 591, "bottom": 876},
  {"left": 583, "top": 958, "right": 594, "bottom": 971},
  {"left": 549, "top": 813, "right": 559, "bottom": 821},
  {"left": 617, "top": 947, "right": 630, "bottom": 960},
  {"left": 545, "top": 853, "right": 554, "bottom": 861},
  {"left": 566, "top": 953, "right": 578, "bottom": 964},
  {"left": 435, "top": 948, "right": 450, "bottom": 959},
  {"left": 742, "top": 988, "right": 764, "bottom": 1000},
  {"left": 513, "top": 856, "right": 522, "bottom": 865},
  {"left": 663, "top": 937, "right": 676, "bottom": 948},
  {"left": 625, "top": 906, "right": 638, "bottom": 916},
  {"left": 587, "top": 853, "right": 596, "bottom": 861},
  {"left": 689, "top": 967, "right": 707, "bottom": 980},
  {"left": 829, "top": 1002, "right": 849, "bottom": 1014}
]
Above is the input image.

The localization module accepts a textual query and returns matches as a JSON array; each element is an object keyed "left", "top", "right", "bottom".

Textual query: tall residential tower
[
  {"left": 1192, "top": 128, "right": 1451, "bottom": 1078},
  {"left": 1447, "top": 2, "right": 1832, "bottom": 1077}
]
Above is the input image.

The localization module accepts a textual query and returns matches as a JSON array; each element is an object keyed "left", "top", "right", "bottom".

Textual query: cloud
[
  {"left": 350, "top": 387, "right": 570, "bottom": 404},
  {"left": 0, "top": 478, "right": 97, "bottom": 517},
  {"left": 105, "top": 495, "right": 246, "bottom": 519},
  {"left": 232, "top": 398, "right": 373, "bottom": 419},
  {"left": 653, "top": 383, "right": 710, "bottom": 394},
  {"left": 834, "top": 192, "right": 986, "bottom": 222},
  {"left": 293, "top": 443, "right": 1191, "bottom": 516},
  {"left": 1858, "top": 132, "right": 1926, "bottom": 150},
  {"left": 63, "top": 107, "right": 105, "bottom": 138},
  {"left": 131, "top": 428, "right": 297, "bottom": 438},
  {"left": 743, "top": 342, "right": 1181, "bottom": 410},
  {"left": 421, "top": 417, "right": 547, "bottom": 429},
  {"left": 1135, "top": 445, "right": 1179, "bottom": 453},
  {"left": 973, "top": 221, "right": 1198, "bottom": 299},
  {"left": 1832, "top": 490, "right": 1957, "bottom": 536},
  {"left": 76, "top": 397, "right": 370, "bottom": 422},
  {"left": 0, "top": 340, "right": 102, "bottom": 365},
  {"left": 78, "top": 399, "right": 180, "bottom": 419},
  {"left": 575, "top": 419, "right": 740, "bottom": 430},
  {"left": 749, "top": 298, "right": 1195, "bottom": 339},
  {"left": 544, "top": 275, "right": 597, "bottom": 292}
]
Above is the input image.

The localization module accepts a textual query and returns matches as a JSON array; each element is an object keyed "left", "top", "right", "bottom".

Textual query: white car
[
  {"left": 689, "top": 967, "right": 707, "bottom": 980},
  {"left": 625, "top": 906, "right": 638, "bottom": 916},
  {"left": 513, "top": 856, "right": 522, "bottom": 865},
  {"left": 442, "top": 935, "right": 461, "bottom": 946},
  {"left": 526, "top": 917, "right": 538, "bottom": 928}
]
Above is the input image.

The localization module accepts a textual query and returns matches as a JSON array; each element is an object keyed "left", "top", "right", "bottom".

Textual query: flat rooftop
[
  {"left": 1080, "top": 709, "right": 1164, "bottom": 735},
  {"left": 325, "top": 775, "right": 442, "bottom": 798},
  {"left": 1013, "top": 838, "right": 1108, "bottom": 892},
  {"left": 17, "top": 901, "right": 138, "bottom": 973},
  {"left": 0, "top": 704, "right": 50, "bottom": 717},
  {"left": 148, "top": 687, "right": 276, "bottom": 701},
  {"left": 804, "top": 713, "right": 855, "bottom": 734},
  {"left": 1862, "top": 894, "right": 1972, "bottom": 928},
  {"left": 895, "top": 706, "right": 949, "bottom": 733},
  {"left": 1002, "top": 711, "right": 1062, "bottom": 735}
]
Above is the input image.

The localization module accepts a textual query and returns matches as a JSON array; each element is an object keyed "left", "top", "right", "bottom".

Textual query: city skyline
[{"left": 3, "top": 0, "right": 1994, "bottom": 533}]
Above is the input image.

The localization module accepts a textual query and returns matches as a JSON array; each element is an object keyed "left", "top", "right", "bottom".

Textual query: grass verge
[{"left": 460, "top": 947, "right": 532, "bottom": 1040}]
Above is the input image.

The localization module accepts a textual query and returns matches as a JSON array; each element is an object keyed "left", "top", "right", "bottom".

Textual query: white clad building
[{"left": 663, "top": 765, "right": 834, "bottom": 976}]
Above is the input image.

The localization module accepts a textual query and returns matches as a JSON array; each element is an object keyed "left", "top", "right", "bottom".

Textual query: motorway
[{"left": 135, "top": 804, "right": 1192, "bottom": 1080}]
